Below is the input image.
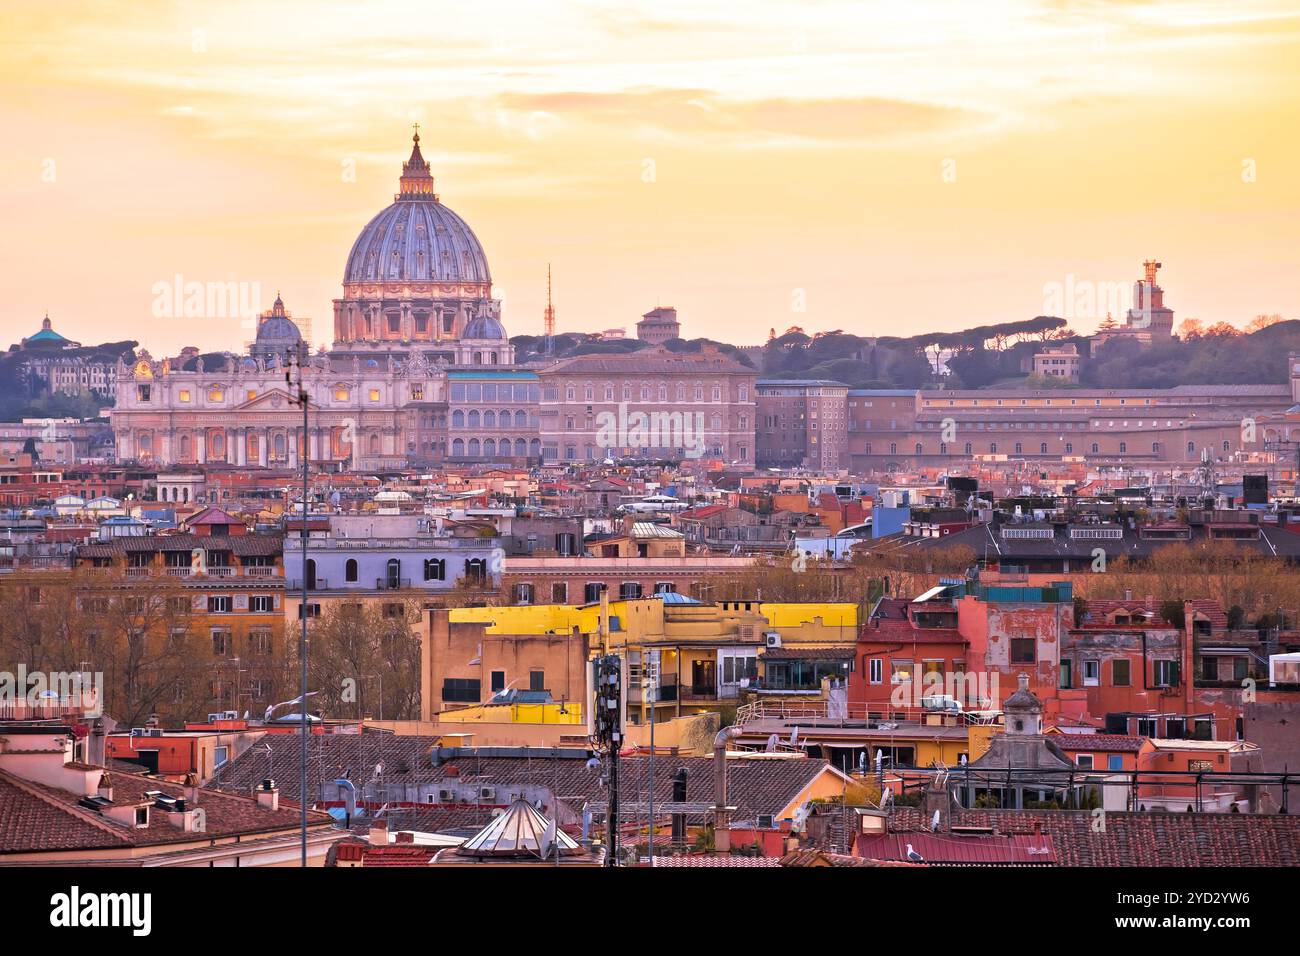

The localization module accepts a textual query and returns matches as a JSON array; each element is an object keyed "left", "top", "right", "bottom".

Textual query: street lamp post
[{"left": 285, "top": 344, "right": 311, "bottom": 867}]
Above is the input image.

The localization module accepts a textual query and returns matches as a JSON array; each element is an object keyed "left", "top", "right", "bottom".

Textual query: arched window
[
  {"left": 468, "top": 439, "right": 480, "bottom": 457},
  {"left": 1222, "top": 440, "right": 1230, "bottom": 452},
  {"left": 1187, "top": 441, "right": 1195, "bottom": 454},
  {"left": 275, "top": 433, "right": 286, "bottom": 458},
  {"left": 964, "top": 442, "right": 972, "bottom": 455},
  {"left": 369, "top": 433, "right": 380, "bottom": 455},
  {"left": 1040, "top": 442, "right": 1047, "bottom": 454},
  {"left": 483, "top": 439, "right": 496, "bottom": 457},
  {"left": 1119, "top": 442, "right": 1127, "bottom": 454},
  {"left": 514, "top": 438, "right": 527, "bottom": 456},
  {"left": 424, "top": 558, "right": 445, "bottom": 581},
  {"left": 452, "top": 410, "right": 464, "bottom": 427},
  {"left": 468, "top": 410, "right": 480, "bottom": 428},
  {"left": 515, "top": 410, "right": 527, "bottom": 428},
  {"left": 1152, "top": 442, "right": 1160, "bottom": 454},
  {"left": 345, "top": 558, "right": 358, "bottom": 583},
  {"left": 529, "top": 438, "right": 540, "bottom": 457},
  {"left": 305, "top": 559, "right": 317, "bottom": 590},
  {"left": 483, "top": 410, "right": 495, "bottom": 428},
  {"left": 1091, "top": 443, "right": 1099, "bottom": 454},
  {"left": 473, "top": 352, "right": 482, "bottom": 364},
  {"left": 914, "top": 442, "right": 923, "bottom": 455},
  {"left": 386, "top": 558, "right": 401, "bottom": 589},
  {"left": 990, "top": 443, "right": 998, "bottom": 453},
  {"left": 1065, "top": 443, "right": 1073, "bottom": 454},
  {"left": 500, "top": 410, "right": 511, "bottom": 429},
  {"left": 180, "top": 434, "right": 191, "bottom": 459},
  {"left": 464, "top": 558, "right": 488, "bottom": 584}
]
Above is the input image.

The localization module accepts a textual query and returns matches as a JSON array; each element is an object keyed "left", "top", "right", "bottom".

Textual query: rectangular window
[
  {"left": 869, "top": 658, "right": 883, "bottom": 684},
  {"left": 1112, "top": 659, "right": 1131, "bottom": 687},
  {"left": 529, "top": 670, "right": 545, "bottom": 692},
  {"left": 490, "top": 671, "right": 506, "bottom": 693},
  {"left": 208, "top": 595, "right": 232, "bottom": 613},
  {"left": 1009, "top": 638, "right": 1036, "bottom": 664},
  {"left": 250, "top": 595, "right": 273, "bottom": 613},
  {"left": 1076, "top": 754, "right": 1094, "bottom": 770},
  {"left": 1107, "top": 754, "right": 1124, "bottom": 771},
  {"left": 551, "top": 582, "right": 568, "bottom": 603},
  {"left": 442, "top": 678, "right": 481, "bottom": 703},
  {"left": 1153, "top": 659, "right": 1180, "bottom": 687},
  {"left": 890, "top": 660, "right": 914, "bottom": 684},
  {"left": 1082, "top": 660, "right": 1100, "bottom": 687}
]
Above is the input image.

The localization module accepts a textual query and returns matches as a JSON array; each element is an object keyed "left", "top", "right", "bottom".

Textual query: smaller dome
[
  {"left": 464, "top": 314, "right": 506, "bottom": 340},
  {"left": 256, "top": 315, "right": 301, "bottom": 344}
]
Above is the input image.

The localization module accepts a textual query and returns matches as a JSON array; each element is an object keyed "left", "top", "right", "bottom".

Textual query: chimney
[
  {"left": 1123, "top": 589, "right": 1133, "bottom": 602},
  {"left": 671, "top": 768, "right": 688, "bottom": 846},
  {"left": 712, "top": 727, "right": 739, "bottom": 851},
  {"left": 97, "top": 773, "right": 113, "bottom": 803},
  {"left": 183, "top": 772, "right": 201, "bottom": 804},
  {"left": 923, "top": 774, "right": 951, "bottom": 832},
  {"left": 369, "top": 817, "right": 389, "bottom": 846},
  {"left": 255, "top": 777, "right": 280, "bottom": 811}
]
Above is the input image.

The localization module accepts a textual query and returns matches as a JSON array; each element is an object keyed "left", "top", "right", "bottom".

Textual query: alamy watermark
[
  {"left": 0, "top": 667, "right": 103, "bottom": 718},
  {"left": 594, "top": 402, "right": 707, "bottom": 459}
]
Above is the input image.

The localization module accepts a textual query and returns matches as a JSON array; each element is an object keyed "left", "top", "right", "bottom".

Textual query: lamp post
[{"left": 285, "top": 343, "right": 310, "bottom": 866}]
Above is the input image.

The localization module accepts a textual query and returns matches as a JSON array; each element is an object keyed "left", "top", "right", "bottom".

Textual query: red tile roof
[
  {"left": 856, "top": 831, "right": 1057, "bottom": 865},
  {"left": 889, "top": 807, "right": 1300, "bottom": 866},
  {"left": 0, "top": 768, "right": 333, "bottom": 855},
  {"left": 1051, "top": 734, "right": 1145, "bottom": 753}
]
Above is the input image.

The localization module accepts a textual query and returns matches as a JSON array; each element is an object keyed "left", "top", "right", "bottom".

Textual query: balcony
[
  {"left": 375, "top": 577, "right": 413, "bottom": 590},
  {"left": 288, "top": 579, "right": 329, "bottom": 591}
]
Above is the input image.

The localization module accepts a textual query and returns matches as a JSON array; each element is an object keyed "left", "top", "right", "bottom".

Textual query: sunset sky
[{"left": 3, "top": 0, "right": 1299, "bottom": 356}]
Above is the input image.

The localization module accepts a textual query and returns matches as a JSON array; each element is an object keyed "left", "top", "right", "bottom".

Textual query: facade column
[
  {"left": 258, "top": 431, "right": 269, "bottom": 467},
  {"left": 196, "top": 431, "right": 207, "bottom": 464}
]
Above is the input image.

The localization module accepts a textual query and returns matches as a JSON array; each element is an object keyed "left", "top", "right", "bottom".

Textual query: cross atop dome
[{"left": 398, "top": 127, "right": 437, "bottom": 201}]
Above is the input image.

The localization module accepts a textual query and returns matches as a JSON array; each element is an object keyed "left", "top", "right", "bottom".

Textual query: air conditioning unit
[
  {"left": 765, "top": 632, "right": 782, "bottom": 648},
  {"left": 206, "top": 713, "right": 224, "bottom": 723},
  {"left": 129, "top": 727, "right": 146, "bottom": 737},
  {"left": 144, "top": 728, "right": 163, "bottom": 737},
  {"left": 437, "top": 788, "right": 456, "bottom": 803},
  {"left": 222, "top": 710, "right": 239, "bottom": 720},
  {"left": 756, "top": 813, "right": 775, "bottom": 829},
  {"left": 478, "top": 786, "right": 496, "bottom": 803}
]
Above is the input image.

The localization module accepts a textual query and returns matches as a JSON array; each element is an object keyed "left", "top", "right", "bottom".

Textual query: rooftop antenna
[{"left": 543, "top": 264, "right": 556, "bottom": 339}]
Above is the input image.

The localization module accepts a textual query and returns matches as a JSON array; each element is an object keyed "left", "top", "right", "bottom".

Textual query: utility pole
[
  {"left": 594, "top": 652, "right": 622, "bottom": 865},
  {"left": 647, "top": 657, "right": 657, "bottom": 868},
  {"left": 285, "top": 343, "right": 311, "bottom": 867}
]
